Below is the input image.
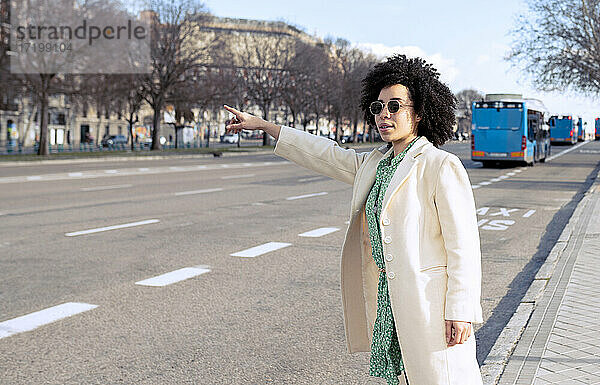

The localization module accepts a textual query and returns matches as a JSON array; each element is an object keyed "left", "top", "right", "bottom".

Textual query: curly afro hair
[{"left": 360, "top": 54, "right": 456, "bottom": 147}]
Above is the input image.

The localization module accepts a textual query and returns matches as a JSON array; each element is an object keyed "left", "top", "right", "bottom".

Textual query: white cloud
[
  {"left": 476, "top": 54, "right": 490, "bottom": 65},
  {"left": 356, "top": 43, "right": 459, "bottom": 84}
]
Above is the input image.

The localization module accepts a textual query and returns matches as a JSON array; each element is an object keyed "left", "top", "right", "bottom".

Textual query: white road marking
[
  {"left": 174, "top": 188, "right": 223, "bottom": 196},
  {"left": 135, "top": 266, "right": 211, "bottom": 287},
  {"left": 286, "top": 192, "right": 328, "bottom": 201},
  {"left": 514, "top": 170, "right": 522, "bottom": 173},
  {"left": 299, "top": 227, "right": 340, "bottom": 237},
  {"left": 507, "top": 172, "right": 516, "bottom": 176},
  {"left": 481, "top": 219, "right": 515, "bottom": 231},
  {"left": 476, "top": 207, "right": 490, "bottom": 215},
  {"left": 480, "top": 181, "right": 492, "bottom": 186},
  {"left": 472, "top": 185, "right": 481, "bottom": 189},
  {"left": 0, "top": 302, "right": 98, "bottom": 339},
  {"left": 490, "top": 208, "right": 519, "bottom": 217},
  {"left": 221, "top": 174, "right": 255, "bottom": 180},
  {"left": 477, "top": 219, "right": 489, "bottom": 227},
  {"left": 80, "top": 184, "right": 133, "bottom": 192},
  {"left": 546, "top": 141, "right": 587, "bottom": 161},
  {"left": 523, "top": 210, "right": 536, "bottom": 218},
  {"left": 68, "top": 172, "right": 83, "bottom": 177},
  {"left": 230, "top": 242, "right": 291, "bottom": 258},
  {"left": 298, "top": 177, "right": 322, "bottom": 183},
  {"left": 499, "top": 175, "right": 509, "bottom": 179},
  {"left": 490, "top": 178, "right": 502, "bottom": 182},
  {"left": 65, "top": 219, "right": 160, "bottom": 237},
  {"left": 0, "top": 161, "right": 289, "bottom": 185},
  {"left": 169, "top": 166, "right": 183, "bottom": 171}
]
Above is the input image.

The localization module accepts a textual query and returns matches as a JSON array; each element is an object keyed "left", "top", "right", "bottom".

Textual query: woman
[{"left": 223, "top": 54, "right": 483, "bottom": 385}]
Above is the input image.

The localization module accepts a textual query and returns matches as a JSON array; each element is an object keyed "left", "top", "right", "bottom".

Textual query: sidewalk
[{"left": 484, "top": 169, "right": 600, "bottom": 384}]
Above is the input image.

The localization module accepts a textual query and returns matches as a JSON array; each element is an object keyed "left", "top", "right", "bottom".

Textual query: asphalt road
[{"left": 1, "top": 139, "right": 599, "bottom": 384}]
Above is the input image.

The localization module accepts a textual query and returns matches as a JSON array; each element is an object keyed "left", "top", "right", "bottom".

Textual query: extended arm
[{"left": 224, "top": 105, "right": 369, "bottom": 185}]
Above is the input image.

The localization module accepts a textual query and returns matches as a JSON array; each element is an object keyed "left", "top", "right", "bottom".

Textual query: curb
[{"left": 480, "top": 171, "right": 599, "bottom": 384}]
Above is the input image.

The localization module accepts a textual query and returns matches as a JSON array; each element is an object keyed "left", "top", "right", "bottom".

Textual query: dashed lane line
[
  {"left": 546, "top": 141, "right": 588, "bottom": 161},
  {"left": 80, "top": 184, "right": 133, "bottom": 192},
  {"left": 298, "top": 176, "right": 323, "bottom": 183},
  {"left": 174, "top": 188, "right": 224, "bottom": 196},
  {"left": 221, "top": 174, "right": 255, "bottom": 180},
  {"left": 65, "top": 219, "right": 160, "bottom": 237},
  {"left": 135, "top": 266, "right": 211, "bottom": 287},
  {"left": 286, "top": 192, "right": 328, "bottom": 201},
  {"left": 472, "top": 142, "right": 591, "bottom": 189},
  {"left": 298, "top": 227, "right": 340, "bottom": 238},
  {"left": 0, "top": 302, "right": 98, "bottom": 339},
  {"left": 230, "top": 242, "right": 292, "bottom": 258},
  {"left": 0, "top": 161, "right": 288, "bottom": 184}
]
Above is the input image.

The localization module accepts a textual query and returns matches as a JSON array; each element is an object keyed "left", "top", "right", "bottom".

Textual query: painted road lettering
[{"left": 477, "top": 207, "right": 536, "bottom": 231}]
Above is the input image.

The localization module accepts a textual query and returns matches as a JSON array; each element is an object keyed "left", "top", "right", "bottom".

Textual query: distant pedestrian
[{"left": 224, "top": 54, "right": 483, "bottom": 385}]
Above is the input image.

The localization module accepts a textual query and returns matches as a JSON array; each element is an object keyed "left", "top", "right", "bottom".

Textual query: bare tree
[
  {"left": 140, "top": 0, "right": 217, "bottom": 150},
  {"left": 110, "top": 75, "right": 145, "bottom": 151},
  {"left": 455, "top": 89, "right": 484, "bottom": 135},
  {"left": 507, "top": 0, "right": 600, "bottom": 95},
  {"left": 234, "top": 32, "right": 295, "bottom": 145}
]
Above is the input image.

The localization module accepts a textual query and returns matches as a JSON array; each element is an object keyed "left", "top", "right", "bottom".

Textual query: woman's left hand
[{"left": 445, "top": 320, "right": 472, "bottom": 347}]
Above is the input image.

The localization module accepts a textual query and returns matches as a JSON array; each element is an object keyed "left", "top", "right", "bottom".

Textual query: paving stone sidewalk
[{"left": 497, "top": 177, "right": 600, "bottom": 384}]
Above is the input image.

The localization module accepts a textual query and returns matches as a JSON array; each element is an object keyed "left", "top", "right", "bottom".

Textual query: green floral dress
[{"left": 365, "top": 137, "right": 420, "bottom": 385}]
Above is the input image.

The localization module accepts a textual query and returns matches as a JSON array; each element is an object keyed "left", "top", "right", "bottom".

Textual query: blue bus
[
  {"left": 596, "top": 118, "right": 600, "bottom": 140},
  {"left": 471, "top": 96, "right": 550, "bottom": 167},
  {"left": 549, "top": 115, "right": 577, "bottom": 144},
  {"left": 577, "top": 117, "right": 584, "bottom": 141}
]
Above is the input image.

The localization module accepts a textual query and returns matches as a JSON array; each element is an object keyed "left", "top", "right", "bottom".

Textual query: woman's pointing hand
[{"left": 223, "top": 105, "right": 281, "bottom": 140}]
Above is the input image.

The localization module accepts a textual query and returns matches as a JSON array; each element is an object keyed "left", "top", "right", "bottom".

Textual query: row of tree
[{"left": 1, "top": 0, "right": 487, "bottom": 155}]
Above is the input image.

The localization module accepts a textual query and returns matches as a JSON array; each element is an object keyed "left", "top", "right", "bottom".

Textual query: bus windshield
[{"left": 473, "top": 108, "right": 523, "bottom": 130}]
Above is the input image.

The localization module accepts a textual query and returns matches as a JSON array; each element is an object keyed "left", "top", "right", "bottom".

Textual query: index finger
[{"left": 223, "top": 104, "right": 242, "bottom": 117}]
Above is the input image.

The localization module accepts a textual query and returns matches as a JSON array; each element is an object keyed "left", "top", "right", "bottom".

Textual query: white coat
[{"left": 274, "top": 126, "right": 484, "bottom": 385}]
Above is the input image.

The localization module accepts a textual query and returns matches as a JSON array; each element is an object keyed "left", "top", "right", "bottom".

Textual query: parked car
[
  {"left": 101, "top": 135, "right": 128, "bottom": 147},
  {"left": 220, "top": 133, "right": 239, "bottom": 144}
]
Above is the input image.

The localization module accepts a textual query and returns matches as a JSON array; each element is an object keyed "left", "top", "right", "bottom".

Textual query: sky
[{"left": 202, "top": 0, "right": 599, "bottom": 130}]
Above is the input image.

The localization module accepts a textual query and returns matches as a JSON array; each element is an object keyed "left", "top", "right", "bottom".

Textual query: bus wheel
[
  {"left": 481, "top": 161, "right": 493, "bottom": 168},
  {"left": 539, "top": 157, "right": 546, "bottom": 163}
]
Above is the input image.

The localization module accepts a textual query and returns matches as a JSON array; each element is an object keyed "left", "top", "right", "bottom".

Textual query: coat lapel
[
  {"left": 381, "top": 137, "right": 431, "bottom": 215},
  {"left": 351, "top": 144, "right": 393, "bottom": 216}
]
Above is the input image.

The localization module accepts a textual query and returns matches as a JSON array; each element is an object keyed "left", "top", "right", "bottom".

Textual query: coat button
[
  {"left": 385, "top": 254, "right": 393, "bottom": 261},
  {"left": 382, "top": 218, "right": 391, "bottom": 226},
  {"left": 384, "top": 236, "right": 392, "bottom": 244},
  {"left": 387, "top": 271, "right": 396, "bottom": 279}
]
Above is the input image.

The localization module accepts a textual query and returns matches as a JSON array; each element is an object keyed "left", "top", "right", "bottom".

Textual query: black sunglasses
[{"left": 369, "top": 100, "right": 413, "bottom": 115}]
